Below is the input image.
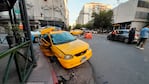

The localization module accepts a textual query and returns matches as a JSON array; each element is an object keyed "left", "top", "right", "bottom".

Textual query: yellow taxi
[
  {"left": 70, "top": 29, "right": 84, "bottom": 35},
  {"left": 39, "top": 30, "right": 92, "bottom": 69}
]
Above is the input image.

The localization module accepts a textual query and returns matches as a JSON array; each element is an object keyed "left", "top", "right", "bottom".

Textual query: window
[
  {"left": 138, "top": 0, "right": 149, "bottom": 8},
  {"left": 135, "top": 11, "right": 149, "bottom": 19}
]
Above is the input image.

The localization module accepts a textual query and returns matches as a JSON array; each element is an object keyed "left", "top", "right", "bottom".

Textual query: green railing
[{"left": 0, "top": 41, "right": 36, "bottom": 84}]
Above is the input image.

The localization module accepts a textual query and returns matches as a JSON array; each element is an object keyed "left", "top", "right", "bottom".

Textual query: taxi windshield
[{"left": 51, "top": 32, "right": 76, "bottom": 45}]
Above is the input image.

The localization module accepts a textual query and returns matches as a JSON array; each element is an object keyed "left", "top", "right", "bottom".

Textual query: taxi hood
[{"left": 55, "top": 39, "right": 89, "bottom": 55}]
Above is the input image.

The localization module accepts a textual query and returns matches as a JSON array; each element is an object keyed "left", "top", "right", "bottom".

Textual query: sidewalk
[
  {"left": 0, "top": 44, "right": 57, "bottom": 84},
  {"left": 27, "top": 45, "right": 58, "bottom": 84}
]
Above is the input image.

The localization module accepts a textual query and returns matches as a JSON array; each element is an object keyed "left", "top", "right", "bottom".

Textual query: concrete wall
[
  {"left": 113, "top": 0, "right": 149, "bottom": 30},
  {"left": 131, "top": 21, "right": 146, "bottom": 31},
  {"left": 0, "top": 0, "right": 69, "bottom": 26},
  {"left": 113, "top": 0, "right": 138, "bottom": 23}
]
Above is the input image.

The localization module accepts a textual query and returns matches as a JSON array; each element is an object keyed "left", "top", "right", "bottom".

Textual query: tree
[
  {"left": 84, "top": 20, "right": 94, "bottom": 30},
  {"left": 68, "top": 26, "right": 71, "bottom": 31},
  {"left": 74, "top": 24, "right": 82, "bottom": 29},
  {"left": 93, "top": 10, "right": 113, "bottom": 32}
]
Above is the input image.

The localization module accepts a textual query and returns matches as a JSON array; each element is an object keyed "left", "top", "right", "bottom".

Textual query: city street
[
  {"left": 1, "top": 0, "right": 149, "bottom": 84},
  {"left": 82, "top": 34, "right": 149, "bottom": 84}
]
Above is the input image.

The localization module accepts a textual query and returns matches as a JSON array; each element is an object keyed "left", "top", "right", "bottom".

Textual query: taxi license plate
[{"left": 81, "top": 56, "right": 86, "bottom": 63}]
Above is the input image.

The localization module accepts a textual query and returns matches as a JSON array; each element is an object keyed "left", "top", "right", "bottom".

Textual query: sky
[{"left": 68, "top": 0, "right": 128, "bottom": 25}]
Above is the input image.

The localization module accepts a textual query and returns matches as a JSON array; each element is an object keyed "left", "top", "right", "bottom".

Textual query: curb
[
  {"left": 88, "top": 60, "right": 97, "bottom": 84},
  {"left": 51, "top": 69, "right": 58, "bottom": 84}
]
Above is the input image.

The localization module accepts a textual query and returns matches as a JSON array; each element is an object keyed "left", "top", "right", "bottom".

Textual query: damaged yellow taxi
[{"left": 39, "top": 29, "right": 92, "bottom": 69}]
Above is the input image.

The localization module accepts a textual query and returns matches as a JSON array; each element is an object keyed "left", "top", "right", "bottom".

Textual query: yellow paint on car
[
  {"left": 39, "top": 31, "right": 92, "bottom": 69},
  {"left": 70, "top": 29, "right": 83, "bottom": 35}
]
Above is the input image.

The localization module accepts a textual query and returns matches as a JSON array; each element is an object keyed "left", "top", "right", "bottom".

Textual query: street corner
[{"left": 50, "top": 60, "right": 96, "bottom": 84}]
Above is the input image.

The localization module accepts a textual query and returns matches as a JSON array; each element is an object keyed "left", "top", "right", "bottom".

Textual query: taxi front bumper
[{"left": 58, "top": 49, "right": 92, "bottom": 69}]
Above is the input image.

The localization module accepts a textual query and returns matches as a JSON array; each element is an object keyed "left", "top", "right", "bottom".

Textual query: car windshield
[
  {"left": 118, "top": 30, "right": 129, "bottom": 34},
  {"left": 51, "top": 32, "right": 76, "bottom": 45}
]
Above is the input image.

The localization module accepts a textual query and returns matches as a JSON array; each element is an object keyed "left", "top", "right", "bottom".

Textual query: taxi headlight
[{"left": 64, "top": 55, "right": 73, "bottom": 60}]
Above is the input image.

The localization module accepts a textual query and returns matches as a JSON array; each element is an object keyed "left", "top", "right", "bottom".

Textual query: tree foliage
[
  {"left": 74, "top": 24, "right": 82, "bottom": 29},
  {"left": 93, "top": 10, "right": 113, "bottom": 31},
  {"left": 73, "top": 10, "right": 113, "bottom": 31},
  {"left": 83, "top": 20, "right": 93, "bottom": 30}
]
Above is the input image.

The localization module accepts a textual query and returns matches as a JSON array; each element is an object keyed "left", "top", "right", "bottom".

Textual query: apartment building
[
  {"left": 0, "top": 0, "right": 69, "bottom": 33},
  {"left": 76, "top": 2, "right": 112, "bottom": 25},
  {"left": 113, "top": 0, "right": 149, "bottom": 30}
]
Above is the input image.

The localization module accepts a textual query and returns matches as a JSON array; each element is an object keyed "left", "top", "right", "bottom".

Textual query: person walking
[
  {"left": 128, "top": 28, "right": 136, "bottom": 44},
  {"left": 136, "top": 25, "right": 149, "bottom": 50}
]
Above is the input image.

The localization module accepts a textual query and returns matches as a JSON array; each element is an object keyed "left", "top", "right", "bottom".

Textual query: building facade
[
  {"left": 76, "top": 2, "right": 112, "bottom": 25},
  {"left": 0, "top": 0, "right": 69, "bottom": 33},
  {"left": 113, "top": 0, "right": 149, "bottom": 30}
]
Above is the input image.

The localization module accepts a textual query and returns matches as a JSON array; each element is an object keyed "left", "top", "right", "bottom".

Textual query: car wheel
[
  {"left": 34, "top": 37, "right": 39, "bottom": 43},
  {"left": 124, "top": 38, "right": 128, "bottom": 43},
  {"left": 107, "top": 36, "right": 110, "bottom": 40}
]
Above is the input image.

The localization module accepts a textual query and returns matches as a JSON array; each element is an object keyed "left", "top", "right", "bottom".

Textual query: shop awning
[{"left": 0, "top": 0, "right": 17, "bottom": 12}]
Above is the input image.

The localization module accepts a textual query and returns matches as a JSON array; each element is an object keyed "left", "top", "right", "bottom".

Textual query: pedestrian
[
  {"left": 111, "top": 30, "right": 117, "bottom": 40},
  {"left": 136, "top": 25, "right": 149, "bottom": 50},
  {"left": 128, "top": 28, "right": 136, "bottom": 44}
]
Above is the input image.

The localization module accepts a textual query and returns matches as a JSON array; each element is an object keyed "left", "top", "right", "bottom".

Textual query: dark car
[{"left": 107, "top": 29, "right": 139, "bottom": 43}]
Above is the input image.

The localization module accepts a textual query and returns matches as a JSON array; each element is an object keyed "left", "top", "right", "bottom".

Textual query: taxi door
[{"left": 39, "top": 34, "right": 54, "bottom": 56}]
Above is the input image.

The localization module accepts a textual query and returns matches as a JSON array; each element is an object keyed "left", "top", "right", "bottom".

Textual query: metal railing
[{"left": 0, "top": 41, "right": 36, "bottom": 84}]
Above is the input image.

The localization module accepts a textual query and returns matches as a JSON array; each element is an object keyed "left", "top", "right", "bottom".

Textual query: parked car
[
  {"left": 107, "top": 29, "right": 139, "bottom": 43},
  {"left": 70, "top": 29, "right": 84, "bottom": 35},
  {"left": 39, "top": 30, "right": 92, "bottom": 69}
]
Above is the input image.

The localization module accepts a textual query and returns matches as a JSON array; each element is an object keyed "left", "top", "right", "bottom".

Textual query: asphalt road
[{"left": 82, "top": 34, "right": 149, "bottom": 84}]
